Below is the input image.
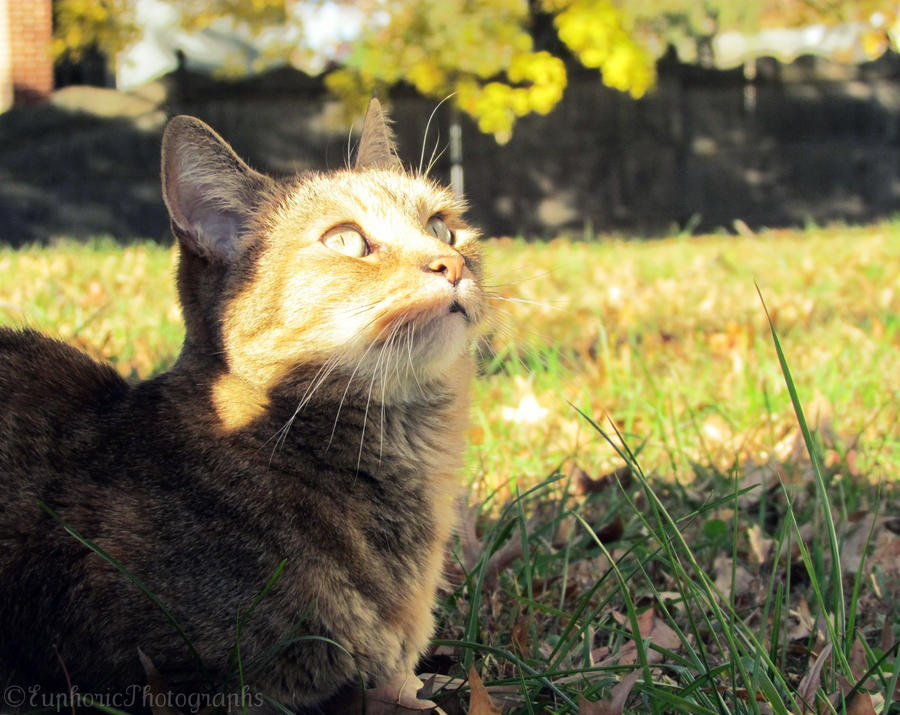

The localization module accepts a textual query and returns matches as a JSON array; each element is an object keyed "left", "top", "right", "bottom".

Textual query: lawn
[{"left": 2, "top": 224, "right": 899, "bottom": 713}]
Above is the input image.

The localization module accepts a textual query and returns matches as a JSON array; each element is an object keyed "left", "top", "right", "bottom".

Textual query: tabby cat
[{"left": 0, "top": 99, "right": 484, "bottom": 711}]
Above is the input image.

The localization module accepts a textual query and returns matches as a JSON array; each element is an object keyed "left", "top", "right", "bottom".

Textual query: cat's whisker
[
  {"left": 358, "top": 319, "right": 403, "bottom": 470},
  {"left": 418, "top": 95, "right": 453, "bottom": 176},
  {"left": 472, "top": 307, "right": 562, "bottom": 376},
  {"left": 424, "top": 143, "right": 447, "bottom": 179},
  {"left": 377, "top": 320, "right": 406, "bottom": 463},
  {"left": 266, "top": 352, "right": 344, "bottom": 462},
  {"left": 328, "top": 321, "right": 393, "bottom": 450},
  {"left": 481, "top": 252, "right": 585, "bottom": 292},
  {"left": 345, "top": 122, "right": 356, "bottom": 170},
  {"left": 338, "top": 300, "right": 384, "bottom": 319},
  {"left": 485, "top": 293, "right": 569, "bottom": 312},
  {"left": 404, "top": 323, "right": 422, "bottom": 394}
]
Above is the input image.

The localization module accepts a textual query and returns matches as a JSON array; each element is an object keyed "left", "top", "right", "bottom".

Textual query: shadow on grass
[{"left": 0, "top": 103, "right": 171, "bottom": 247}]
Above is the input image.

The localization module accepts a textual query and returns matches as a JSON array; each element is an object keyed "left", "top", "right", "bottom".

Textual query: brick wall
[
  {"left": 6, "top": 0, "right": 53, "bottom": 105},
  {"left": 0, "top": 0, "right": 12, "bottom": 111}
]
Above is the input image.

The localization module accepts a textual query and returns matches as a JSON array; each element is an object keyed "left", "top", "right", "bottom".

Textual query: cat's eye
[
  {"left": 426, "top": 216, "right": 454, "bottom": 245},
  {"left": 322, "top": 228, "right": 369, "bottom": 258}
]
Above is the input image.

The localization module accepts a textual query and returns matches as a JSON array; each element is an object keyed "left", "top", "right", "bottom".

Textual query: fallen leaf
[
  {"left": 553, "top": 515, "right": 576, "bottom": 547},
  {"left": 845, "top": 690, "right": 877, "bottom": 715},
  {"left": 572, "top": 464, "right": 632, "bottom": 496},
  {"left": 841, "top": 511, "right": 881, "bottom": 575},
  {"left": 737, "top": 460, "right": 775, "bottom": 509},
  {"left": 577, "top": 669, "right": 640, "bottom": 715},
  {"left": 605, "top": 609, "right": 681, "bottom": 666},
  {"left": 797, "top": 641, "right": 832, "bottom": 713},
  {"left": 713, "top": 555, "right": 755, "bottom": 603},
  {"left": 880, "top": 616, "right": 894, "bottom": 653},
  {"left": 594, "top": 515, "right": 625, "bottom": 544},
  {"left": 137, "top": 648, "right": 184, "bottom": 715},
  {"left": 456, "top": 501, "right": 539, "bottom": 590},
  {"left": 511, "top": 613, "right": 530, "bottom": 657},
  {"left": 848, "top": 638, "right": 875, "bottom": 688},
  {"left": 458, "top": 501, "right": 481, "bottom": 572},
  {"left": 468, "top": 667, "right": 502, "bottom": 715},
  {"left": 483, "top": 532, "right": 524, "bottom": 591},
  {"left": 789, "top": 596, "right": 815, "bottom": 642},
  {"left": 363, "top": 670, "right": 438, "bottom": 714},
  {"left": 869, "top": 532, "right": 900, "bottom": 580},
  {"left": 419, "top": 673, "right": 520, "bottom": 711},
  {"left": 501, "top": 393, "right": 548, "bottom": 424},
  {"left": 746, "top": 523, "right": 774, "bottom": 567}
]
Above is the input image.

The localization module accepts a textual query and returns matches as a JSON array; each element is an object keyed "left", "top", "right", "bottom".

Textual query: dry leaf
[
  {"left": 457, "top": 500, "right": 538, "bottom": 590},
  {"left": 845, "top": 691, "right": 877, "bottom": 715},
  {"left": 468, "top": 667, "right": 502, "bottom": 715},
  {"left": 458, "top": 501, "right": 482, "bottom": 572},
  {"left": 553, "top": 515, "right": 576, "bottom": 548},
  {"left": 746, "top": 523, "right": 774, "bottom": 567},
  {"left": 573, "top": 464, "right": 632, "bottom": 496},
  {"left": 606, "top": 609, "right": 681, "bottom": 666},
  {"left": 594, "top": 515, "right": 625, "bottom": 544},
  {"left": 848, "top": 638, "right": 876, "bottom": 688},
  {"left": 417, "top": 673, "right": 463, "bottom": 701},
  {"left": 511, "top": 613, "right": 530, "bottom": 657},
  {"left": 137, "top": 648, "right": 184, "bottom": 715},
  {"left": 363, "top": 670, "right": 438, "bottom": 714},
  {"left": 841, "top": 512, "right": 881, "bottom": 575},
  {"left": 737, "top": 460, "right": 775, "bottom": 509},
  {"left": 880, "top": 616, "right": 894, "bottom": 653},
  {"left": 870, "top": 533, "right": 900, "bottom": 576},
  {"left": 577, "top": 669, "right": 640, "bottom": 715},
  {"left": 419, "top": 673, "right": 520, "bottom": 710},
  {"left": 797, "top": 641, "right": 832, "bottom": 713},
  {"left": 713, "top": 555, "right": 756, "bottom": 604},
  {"left": 789, "top": 596, "right": 815, "bottom": 642},
  {"left": 483, "top": 533, "right": 523, "bottom": 590}
]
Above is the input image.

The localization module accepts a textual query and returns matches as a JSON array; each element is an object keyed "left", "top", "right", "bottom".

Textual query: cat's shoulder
[{"left": 0, "top": 327, "right": 129, "bottom": 410}]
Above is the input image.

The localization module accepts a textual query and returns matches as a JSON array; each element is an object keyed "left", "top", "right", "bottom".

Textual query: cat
[{"left": 0, "top": 98, "right": 485, "bottom": 712}]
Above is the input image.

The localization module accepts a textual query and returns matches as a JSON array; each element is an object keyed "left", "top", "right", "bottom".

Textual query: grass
[{"left": 2, "top": 222, "right": 900, "bottom": 713}]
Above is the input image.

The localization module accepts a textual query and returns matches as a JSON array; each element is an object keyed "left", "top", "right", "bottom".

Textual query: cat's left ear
[
  {"left": 162, "top": 116, "right": 276, "bottom": 262},
  {"left": 354, "top": 97, "right": 402, "bottom": 171}
]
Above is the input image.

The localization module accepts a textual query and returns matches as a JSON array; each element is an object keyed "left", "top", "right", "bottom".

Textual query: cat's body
[{"left": 0, "top": 101, "right": 484, "bottom": 710}]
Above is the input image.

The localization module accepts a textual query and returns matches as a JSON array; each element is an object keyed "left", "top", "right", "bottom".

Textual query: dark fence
[{"left": 2, "top": 52, "right": 900, "bottom": 245}]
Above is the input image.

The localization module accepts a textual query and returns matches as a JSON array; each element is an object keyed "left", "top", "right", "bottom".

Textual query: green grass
[{"left": 2, "top": 222, "right": 899, "bottom": 712}]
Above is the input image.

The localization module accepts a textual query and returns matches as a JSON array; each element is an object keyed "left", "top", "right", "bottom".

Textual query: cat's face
[
  {"left": 161, "top": 101, "right": 484, "bottom": 404},
  {"left": 225, "top": 168, "right": 485, "bottom": 396}
]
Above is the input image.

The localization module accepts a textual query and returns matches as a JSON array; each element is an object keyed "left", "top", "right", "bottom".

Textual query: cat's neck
[{"left": 160, "top": 351, "right": 472, "bottom": 477}]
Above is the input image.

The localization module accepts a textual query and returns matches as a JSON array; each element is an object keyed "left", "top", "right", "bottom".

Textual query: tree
[
  {"left": 53, "top": 0, "right": 295, "bottom": 67},
  {"left": 326, "top": 0, "right": 656, "bottom": 143},
  {"left": 54, "top": 1, "right": 895, "bottom": 143},
  {"left": 53, "top": 0, "right": 655, "bottom": 144},
  {"left": 755, "top": 0, "right": 898, "bottom": 60},
  {"left": 53, "top": 0, "right": 140, "bottom": 62},
  {"left": 619, "top": 0, "right": 898, "bottom": 67}
]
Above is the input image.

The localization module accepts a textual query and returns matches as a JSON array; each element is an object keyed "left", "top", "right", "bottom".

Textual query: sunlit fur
[
  {"left": 223, "top": 169, "right": 485, "bottom": 408},
  {"left": 0, "top": 107, "right": 486, "bottom": 711}
]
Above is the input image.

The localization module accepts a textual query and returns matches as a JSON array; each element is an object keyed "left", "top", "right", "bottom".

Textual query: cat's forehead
[{"left": 282, "top": 169, "right": 463, "bottom": 226}]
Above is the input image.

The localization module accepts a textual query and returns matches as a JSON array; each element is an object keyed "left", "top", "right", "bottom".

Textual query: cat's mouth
[{"left": 448, "top": 300, "right": 469, "bottom": 320}]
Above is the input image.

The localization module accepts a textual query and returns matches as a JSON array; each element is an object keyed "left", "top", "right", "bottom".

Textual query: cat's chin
[{"left": 405, "top": 311, "right": 472, "bottom": 382}]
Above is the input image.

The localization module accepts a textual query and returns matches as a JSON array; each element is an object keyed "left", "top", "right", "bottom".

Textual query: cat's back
[{"left": 0, "top": 327, "right": 129, "bottom": 477}]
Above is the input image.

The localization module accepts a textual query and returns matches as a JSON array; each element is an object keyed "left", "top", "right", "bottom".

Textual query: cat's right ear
[
  {"left": 161, "top": 116, "right": 275, "bottom": 262},
  {"left": 354, "top": 98, "right": 402, "bottom": 171}
]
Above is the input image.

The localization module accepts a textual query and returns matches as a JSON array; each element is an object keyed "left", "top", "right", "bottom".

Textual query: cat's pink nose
[{"left": 425, "top": 254, "right": 464, "bottom": 285}]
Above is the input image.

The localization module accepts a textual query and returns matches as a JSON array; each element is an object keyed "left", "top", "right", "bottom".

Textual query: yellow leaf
[{"left": 468, "top": 667, "right": 502, "bottom": 715}]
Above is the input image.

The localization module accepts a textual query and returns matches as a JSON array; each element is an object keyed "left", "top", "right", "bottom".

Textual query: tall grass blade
[{"left": 757, "top": 286, "right": 851, "bottom": 672}]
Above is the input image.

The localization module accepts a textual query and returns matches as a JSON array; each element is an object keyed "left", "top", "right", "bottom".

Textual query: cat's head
[{"left": 161, "top": 100, "right": 484, "bottom": 409}]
